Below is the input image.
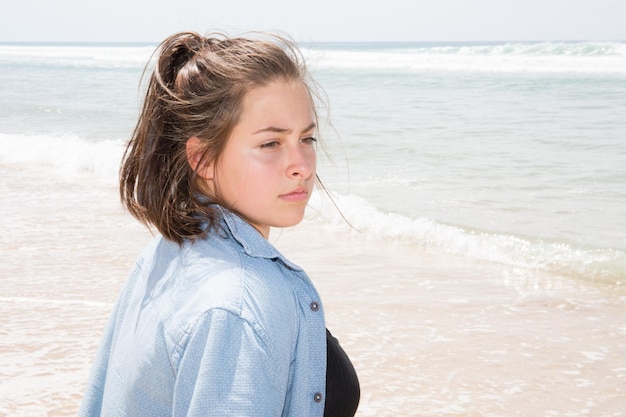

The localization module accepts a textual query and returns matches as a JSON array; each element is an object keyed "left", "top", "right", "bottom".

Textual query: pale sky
[{"left": 2, "top": 0, "right": 625, "bottom": 43}]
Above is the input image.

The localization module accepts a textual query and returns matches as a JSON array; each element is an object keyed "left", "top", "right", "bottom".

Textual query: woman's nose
[{"left": 287, "top": 144, "right": 315, "bottom": 179}]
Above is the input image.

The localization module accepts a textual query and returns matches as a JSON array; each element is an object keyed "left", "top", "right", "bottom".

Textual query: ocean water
[
  {"left": 1, "top": 41, "right": 625, "bottom": 416},
  {"left": 2, "top": 41, "right": 625, "bottom": 284},
  {"left": 306, "top": 41, "right": 626, "bottom": 285}
]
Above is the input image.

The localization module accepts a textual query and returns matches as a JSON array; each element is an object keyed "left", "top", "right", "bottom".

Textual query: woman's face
[{"left": 208, "top": 80, "right": 317, "bottom": 238}]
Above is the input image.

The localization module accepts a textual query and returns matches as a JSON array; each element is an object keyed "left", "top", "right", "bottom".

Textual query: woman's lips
[{"left": 280, "top": 188, "right": 309, "bottom": 202}]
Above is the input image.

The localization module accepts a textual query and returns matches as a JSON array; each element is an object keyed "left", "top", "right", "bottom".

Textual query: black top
[{"left": 324, "top": 329, "right": 360, "bottom": 417}]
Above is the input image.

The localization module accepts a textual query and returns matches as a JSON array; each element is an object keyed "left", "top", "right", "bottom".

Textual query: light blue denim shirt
[{"left": 79, "top": 209, "right": 326, "bottom": 417}]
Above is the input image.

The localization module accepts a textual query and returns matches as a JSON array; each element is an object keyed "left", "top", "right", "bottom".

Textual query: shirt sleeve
[{"left": 172, "top": 308, "right": 289, "bottom": 417}]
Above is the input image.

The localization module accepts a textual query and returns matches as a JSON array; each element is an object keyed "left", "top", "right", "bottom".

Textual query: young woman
[{"left": 78, "top": 32, "right": 359, "bottom": 417}]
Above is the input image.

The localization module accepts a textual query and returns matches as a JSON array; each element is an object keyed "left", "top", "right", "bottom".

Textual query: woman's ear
[{"left": 186, "top": 137, "right": 214, "bottom": 180}]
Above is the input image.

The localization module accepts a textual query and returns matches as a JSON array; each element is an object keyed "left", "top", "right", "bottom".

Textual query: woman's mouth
[{"left": 280, "top": 188, "right": 309, "bottom": 202}]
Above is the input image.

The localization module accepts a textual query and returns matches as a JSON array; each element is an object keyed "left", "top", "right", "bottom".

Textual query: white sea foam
[
  {"left": 0, "top": 44, "right": 154, "bottom": 69},
  {"left": 304, "top": 41, "right": 626, "bottom": 74},
  {"left": 0, "top": 133, "right": 124, "bottom": 184},
  {"left": 4, "top": 41, "right": 624, "bottom": 74},
  {"left": 307, "top": 192, "right": 626, "bottom": 285}
]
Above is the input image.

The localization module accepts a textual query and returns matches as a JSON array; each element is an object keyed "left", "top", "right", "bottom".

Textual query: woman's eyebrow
[{"left": 253, "top": 122, "right": 316, "bottom": 135}]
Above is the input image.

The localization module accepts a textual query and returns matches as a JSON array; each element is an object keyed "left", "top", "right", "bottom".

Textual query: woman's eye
[
  {"left": 260, "top": 141, "right": 280, "bottom": 149},
  {"left": 301, "top": 137, "right": 317, "bottom": 145}
]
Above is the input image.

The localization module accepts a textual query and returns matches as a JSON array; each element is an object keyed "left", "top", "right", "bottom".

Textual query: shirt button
[
  {"left": 310, "top": 301, "right": 320, "bottom": 312},
  {"left": 314, "top": 392, "right": 323, "bottom": 403}
]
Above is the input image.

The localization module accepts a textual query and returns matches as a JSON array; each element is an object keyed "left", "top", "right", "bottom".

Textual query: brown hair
[{"left": 120, "top": 31, "right": 320, "bottom": 244}]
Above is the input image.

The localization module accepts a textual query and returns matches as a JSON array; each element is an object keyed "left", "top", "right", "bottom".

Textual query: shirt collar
[{"left": 219, "top": 208, "right": 303, "bottom": 272}]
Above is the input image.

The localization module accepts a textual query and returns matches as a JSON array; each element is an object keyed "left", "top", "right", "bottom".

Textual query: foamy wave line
[
  {"left": 0, "top": 133, "right": 124, "bottom": 184},
  {"left": 304, "top": 42, "right": 626, "bottom": 74},
  {"left": 0, "top": 296, "right": 110, "bottom": 308},
  {"left": 403, "top": 41, "right": 626, "bottom": 56},
  {"left": 307, "top": 193, "right": 625, "bottom": 285},
  {"left": 0, "top": 44, "right": 154, "bottom": 68},
  {"left": 3, "top": 41, "right": 624, "bottom": 73}
]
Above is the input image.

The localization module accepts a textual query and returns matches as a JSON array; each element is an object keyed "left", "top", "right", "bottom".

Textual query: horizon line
[{"left": 1, "top": 38, "right": 625, "bottom": 46}]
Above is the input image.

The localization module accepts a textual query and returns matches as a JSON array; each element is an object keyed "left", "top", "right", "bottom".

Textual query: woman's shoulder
[{"left": 149, "top": 232, "right": 300, "bottom": 339}]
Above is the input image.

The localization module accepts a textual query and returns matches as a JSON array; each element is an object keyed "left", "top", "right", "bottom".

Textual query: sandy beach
[{"left": 1, "top": 165, "right": 625, "bottom": 417}]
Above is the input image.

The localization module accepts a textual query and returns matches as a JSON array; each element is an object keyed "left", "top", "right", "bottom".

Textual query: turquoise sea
[{"left": 1, "top": 41, "right": 625, "bottom": 416}]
